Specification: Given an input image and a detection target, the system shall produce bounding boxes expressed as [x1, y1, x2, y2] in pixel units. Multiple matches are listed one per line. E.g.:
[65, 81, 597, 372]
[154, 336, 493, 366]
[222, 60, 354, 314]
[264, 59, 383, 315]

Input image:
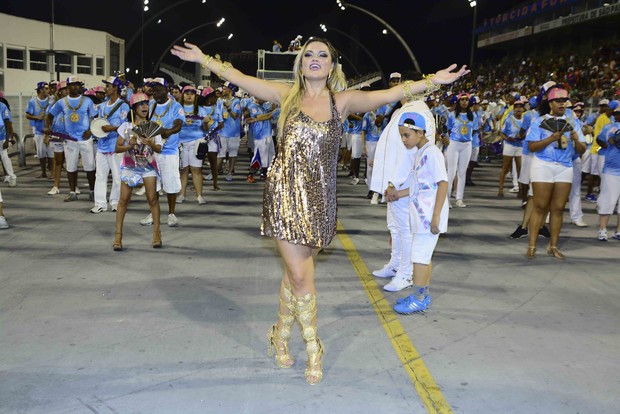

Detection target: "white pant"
[386, 197, 412, 280]
[470, 146, 479, 162]
[512, 158, 518, 188]
[597, 173, 620, 215]
[155, 152, 181, 194]
[34, 133, 52, 158]
[218, 136, 241, 158]
[446, 141, 472, 201]
[253, 137, 275, 168]
[366, 141, 378, 189]
[64, 140, 95, 172]
[180, 141, 204, 168]
[0, 148, 15, 178]
[351, 134, 363, 158]
[94, 152, 121, 209]
[569, 157, 584, 222]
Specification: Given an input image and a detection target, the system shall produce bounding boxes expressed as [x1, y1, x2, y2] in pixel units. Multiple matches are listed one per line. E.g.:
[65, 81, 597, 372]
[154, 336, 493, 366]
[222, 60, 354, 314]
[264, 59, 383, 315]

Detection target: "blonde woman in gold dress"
[172, 38, 469, 385]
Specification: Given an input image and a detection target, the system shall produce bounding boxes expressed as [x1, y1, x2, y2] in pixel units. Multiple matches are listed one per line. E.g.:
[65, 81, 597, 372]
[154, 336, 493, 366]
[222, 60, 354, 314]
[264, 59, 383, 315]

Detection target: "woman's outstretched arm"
[171, 42, 291, 104]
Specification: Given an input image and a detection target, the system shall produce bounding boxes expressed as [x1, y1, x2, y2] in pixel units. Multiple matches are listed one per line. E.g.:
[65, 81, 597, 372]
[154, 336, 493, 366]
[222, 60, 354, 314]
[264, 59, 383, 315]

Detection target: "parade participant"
[172, 37, 467, 386]
[45, 81, 68, 195]
[361, 109, 382, 201]
[217, 81, 242, 181]
[386, 112, 448, 315]
[171, 85, 182, 103]
[596, 128, 620, 241]
[0, 187, 8, 229]
[585, 99, 610, 202]
[178, 85, 210, 204]
[91, 76, 129, 213]
[199, 87, 224, 191]
[525, 87, 586, 259]
[567, 102, 588, 227]
[245, 96, 276, 183]
[0, 95, 16, 188]
[509, 94, 552, 240]
[114, 93, 163, 250]
[45, 75, 97, 202]
[25, 81, 52, 178]
[371, 97, 436, 293]
[465, 96, 482, 187]
[445, 92, 478, 208]
[346, 111, 364, 184]
[139, 78, 183, 227]
[498, 97, 526, 197]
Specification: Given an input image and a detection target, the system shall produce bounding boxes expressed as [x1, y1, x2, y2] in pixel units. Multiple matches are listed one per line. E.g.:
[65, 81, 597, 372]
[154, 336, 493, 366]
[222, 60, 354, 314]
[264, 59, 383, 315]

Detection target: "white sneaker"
[135, 186, 146, 196]
[572, 219, 588, 227]
[168, 213, 178, 227]
[509, 187, 519, 193]
[140, 213, 153, 226]
[90, 205, 107, 214]
[176, 195, 185, 204]
[47, 186, 60, 195]
[350, 177, 359, 185]
[455, 199, 467, 208]
[197, 195, 206, 205]
[597, 229, 608, 241]
[8, 176, 16, 187]
[110, 205, 117, 212]
[383, 277, 413, 292]
[370, 193, 379, 205]
[205, 173, 213, 181]
[372, 265, 397, 278]
[75, 188, 81, 195]
[0, 216, 9, 229]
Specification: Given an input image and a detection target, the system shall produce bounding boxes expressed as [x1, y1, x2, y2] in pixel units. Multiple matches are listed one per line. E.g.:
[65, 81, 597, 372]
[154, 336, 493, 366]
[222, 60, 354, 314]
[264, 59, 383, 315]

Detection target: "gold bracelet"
[423, 74, 440, 94]
[403, 80, 414, 101]
[218, 61, 232, 78]
[201, 54, 214, 69]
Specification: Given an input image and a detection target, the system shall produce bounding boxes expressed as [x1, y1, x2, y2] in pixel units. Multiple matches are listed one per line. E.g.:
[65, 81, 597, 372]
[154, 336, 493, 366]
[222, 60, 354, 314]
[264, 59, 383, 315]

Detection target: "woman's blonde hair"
[277, 37, 347, 134]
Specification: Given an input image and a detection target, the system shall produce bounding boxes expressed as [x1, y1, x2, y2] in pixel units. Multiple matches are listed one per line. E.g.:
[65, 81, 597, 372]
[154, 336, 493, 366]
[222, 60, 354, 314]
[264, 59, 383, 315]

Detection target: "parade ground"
[1, 157, 618, 414]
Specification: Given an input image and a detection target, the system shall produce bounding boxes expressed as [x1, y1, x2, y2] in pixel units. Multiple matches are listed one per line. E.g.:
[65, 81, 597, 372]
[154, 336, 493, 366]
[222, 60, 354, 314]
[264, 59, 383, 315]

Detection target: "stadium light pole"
[154, 18, 225, 72]
[468, 0, 478, 68]
[320, 24, 381, 84]
[336, 0, 421, 73]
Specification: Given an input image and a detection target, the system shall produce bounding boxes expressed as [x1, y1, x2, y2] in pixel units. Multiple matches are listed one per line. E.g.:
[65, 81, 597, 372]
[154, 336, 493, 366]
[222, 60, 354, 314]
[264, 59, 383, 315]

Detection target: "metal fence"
[4, 93, 37, 167]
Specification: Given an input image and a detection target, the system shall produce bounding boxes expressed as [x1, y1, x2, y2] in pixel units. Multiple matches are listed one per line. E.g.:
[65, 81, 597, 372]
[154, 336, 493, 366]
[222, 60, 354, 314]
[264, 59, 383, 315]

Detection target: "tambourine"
[90, 118, 111, 138]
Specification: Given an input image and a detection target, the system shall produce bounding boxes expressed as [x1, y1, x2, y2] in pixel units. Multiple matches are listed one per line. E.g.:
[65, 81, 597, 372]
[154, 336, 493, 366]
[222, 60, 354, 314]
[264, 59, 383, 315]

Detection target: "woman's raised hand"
[171, 42, 204, 63]
[433, 64, 470, 85]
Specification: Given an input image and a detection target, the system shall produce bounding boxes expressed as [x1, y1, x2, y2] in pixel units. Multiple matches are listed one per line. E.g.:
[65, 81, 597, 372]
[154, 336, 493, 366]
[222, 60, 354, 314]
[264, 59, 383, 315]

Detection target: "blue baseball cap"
[529, 97, 538, 108]
[36, 81, 49, 90]
[398, 112, 426, 132]
[608, 100, 620, 111]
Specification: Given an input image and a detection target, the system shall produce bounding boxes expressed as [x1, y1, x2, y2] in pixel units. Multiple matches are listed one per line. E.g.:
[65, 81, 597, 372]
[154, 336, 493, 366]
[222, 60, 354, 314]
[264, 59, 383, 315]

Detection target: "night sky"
[0, 0, 516, 82]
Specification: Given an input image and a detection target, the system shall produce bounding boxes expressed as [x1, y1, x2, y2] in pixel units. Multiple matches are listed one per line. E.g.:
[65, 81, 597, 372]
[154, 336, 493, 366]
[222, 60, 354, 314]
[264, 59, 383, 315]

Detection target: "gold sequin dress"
[261, 93, 342, 248]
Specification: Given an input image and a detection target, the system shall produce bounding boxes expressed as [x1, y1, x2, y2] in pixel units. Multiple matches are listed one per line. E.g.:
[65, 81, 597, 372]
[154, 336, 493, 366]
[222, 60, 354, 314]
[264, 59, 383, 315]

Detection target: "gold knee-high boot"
[267, 282, 295, 368]
[293, 293, 324, 385]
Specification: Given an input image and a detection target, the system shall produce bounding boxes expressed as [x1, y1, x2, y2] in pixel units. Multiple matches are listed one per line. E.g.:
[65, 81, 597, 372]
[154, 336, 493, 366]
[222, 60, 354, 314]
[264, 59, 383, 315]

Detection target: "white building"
[0, 12, 125, 95]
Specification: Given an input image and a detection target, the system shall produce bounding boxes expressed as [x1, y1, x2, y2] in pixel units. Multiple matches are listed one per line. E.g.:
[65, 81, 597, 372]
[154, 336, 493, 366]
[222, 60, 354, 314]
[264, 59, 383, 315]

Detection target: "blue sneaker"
[585, 193, 597, 203]
[393, 295, 430, 314]
[395, 295, 431, 308]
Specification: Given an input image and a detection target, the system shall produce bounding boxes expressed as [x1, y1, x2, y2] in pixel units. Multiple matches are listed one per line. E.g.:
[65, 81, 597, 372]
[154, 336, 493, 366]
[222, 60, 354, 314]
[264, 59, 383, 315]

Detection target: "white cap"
[389, 72, 402, 79]
[66, 75, 83, 84]
[541, 81, 556, 94]
[599, 99, 610, 106]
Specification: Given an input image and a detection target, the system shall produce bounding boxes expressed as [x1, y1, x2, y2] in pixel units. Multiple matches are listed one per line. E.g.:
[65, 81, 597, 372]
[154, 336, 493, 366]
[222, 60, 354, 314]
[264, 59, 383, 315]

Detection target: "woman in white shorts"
[178, 85, 210, 204]
[498, 97, 526, 197]
[113, 93, 163, 251]
[524, 88, 586, 259]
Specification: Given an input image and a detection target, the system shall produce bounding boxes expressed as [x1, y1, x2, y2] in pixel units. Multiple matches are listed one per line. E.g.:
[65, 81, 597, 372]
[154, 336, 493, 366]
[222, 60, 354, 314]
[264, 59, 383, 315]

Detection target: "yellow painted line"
[336, 221, 453, 414]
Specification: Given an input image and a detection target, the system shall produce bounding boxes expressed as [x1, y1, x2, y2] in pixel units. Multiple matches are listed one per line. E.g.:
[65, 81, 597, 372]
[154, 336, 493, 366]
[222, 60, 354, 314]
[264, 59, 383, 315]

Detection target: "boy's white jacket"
[370, 100, 436, 194]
